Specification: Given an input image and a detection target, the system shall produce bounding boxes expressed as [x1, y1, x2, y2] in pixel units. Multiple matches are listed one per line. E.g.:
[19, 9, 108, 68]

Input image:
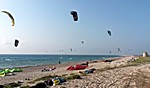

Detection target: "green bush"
[133, 57, 150, 63]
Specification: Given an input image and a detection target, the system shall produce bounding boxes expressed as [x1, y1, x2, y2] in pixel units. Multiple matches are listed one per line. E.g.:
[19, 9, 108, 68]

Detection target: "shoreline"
[0, 59, 90, 69]
[0, 59, 90, 85]
[0, 55, 122, 69]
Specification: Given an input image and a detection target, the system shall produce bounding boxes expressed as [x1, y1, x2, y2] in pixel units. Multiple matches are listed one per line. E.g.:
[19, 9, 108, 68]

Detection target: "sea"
[0, 54, 120, 68]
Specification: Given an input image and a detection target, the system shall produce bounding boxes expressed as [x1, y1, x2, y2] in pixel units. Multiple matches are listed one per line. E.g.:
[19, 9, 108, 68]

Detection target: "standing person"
[86, 61, 89, 66]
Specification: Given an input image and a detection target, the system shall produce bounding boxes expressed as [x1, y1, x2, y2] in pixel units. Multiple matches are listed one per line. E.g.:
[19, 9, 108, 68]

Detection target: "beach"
[0, 61, 80, 85]
[1, 56, 150, 88]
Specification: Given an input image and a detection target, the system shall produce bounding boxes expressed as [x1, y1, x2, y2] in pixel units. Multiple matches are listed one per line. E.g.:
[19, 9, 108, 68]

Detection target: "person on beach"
[86, 61, 89, 66]
[41, 66, 56, 72]
[52, 66, 56, 70]
[80, 61, 89, 66]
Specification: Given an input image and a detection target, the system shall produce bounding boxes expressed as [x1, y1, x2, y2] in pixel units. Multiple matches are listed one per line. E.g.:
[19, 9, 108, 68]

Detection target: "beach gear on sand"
[17, 80, 24, 84]
[6, 72, 16, 76]
[0, 68, 22, 77]
[41, 67, 56, 72]
[51, 77, 66, 86]
[104, 60, 113, 62]
[12, 68, 22, 72]
[99, 59, 114, 62]
[56, 77, 66, 83]
[67, 64, 88, 70]
[4, 69, 11, 73]
[80, 68, 96, 74]
[3, 68, 22, 73]
[53, 79, 60, 86]
[45, 77, 66, 86]
[84, 70, 90, 74]
[0, 72, 5, 77]
[25, 78, 30, 80]
[91, 68, 96, 71]
[84, 69, 94, 74]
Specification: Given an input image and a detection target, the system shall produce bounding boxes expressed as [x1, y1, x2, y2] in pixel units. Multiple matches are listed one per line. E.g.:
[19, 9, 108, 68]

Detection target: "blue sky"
[0, 0, 150, 55]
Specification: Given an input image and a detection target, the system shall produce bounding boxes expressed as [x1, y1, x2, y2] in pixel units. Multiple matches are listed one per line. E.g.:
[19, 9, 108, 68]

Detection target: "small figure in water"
[58, 61, 61, 64]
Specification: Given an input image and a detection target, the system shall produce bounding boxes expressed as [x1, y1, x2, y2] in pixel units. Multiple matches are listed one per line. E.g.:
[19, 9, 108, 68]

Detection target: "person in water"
[58, 61, 61, 64]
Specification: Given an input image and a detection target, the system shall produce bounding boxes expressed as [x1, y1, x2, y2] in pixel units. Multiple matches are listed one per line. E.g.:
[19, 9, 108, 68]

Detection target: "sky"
[0, 0, 150, 55]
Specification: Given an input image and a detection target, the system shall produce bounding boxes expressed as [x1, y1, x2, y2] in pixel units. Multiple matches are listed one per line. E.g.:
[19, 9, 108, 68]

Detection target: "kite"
[107, 30, 111, 36]
[70, 48, 73, 52]
[70, 11, 78, 21]
[14, 39, 19, 47]
[81, 41, 84, 45]
[2, 11, 15, 26]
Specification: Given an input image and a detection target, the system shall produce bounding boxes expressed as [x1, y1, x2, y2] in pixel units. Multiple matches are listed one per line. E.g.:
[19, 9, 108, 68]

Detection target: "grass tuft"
[64, 74, 81, 80]
[133, 57, 150, 63]
[30, 74, 62, 83]
[4, 83, 21, 88]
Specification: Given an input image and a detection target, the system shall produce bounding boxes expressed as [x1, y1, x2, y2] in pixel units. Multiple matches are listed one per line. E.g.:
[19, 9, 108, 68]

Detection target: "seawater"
[0, 54, 120, 68]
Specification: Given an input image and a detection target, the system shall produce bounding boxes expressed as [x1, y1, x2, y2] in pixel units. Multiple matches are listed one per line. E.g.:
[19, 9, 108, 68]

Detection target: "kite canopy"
[1, 11, 15, 26]
[109, 51, 112, 53]
[70, 11, 78, 21]
[81, 41, 84, 45]
[70, 48, 73, 52]
[117, 48, 121, 52]
[107, 30, 111, 36]
[14, 39, 19, 47]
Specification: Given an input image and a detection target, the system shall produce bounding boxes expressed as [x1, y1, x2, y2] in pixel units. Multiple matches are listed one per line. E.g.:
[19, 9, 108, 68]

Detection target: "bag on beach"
[53, 79, 60, 86]
[0, 72, 5, 77]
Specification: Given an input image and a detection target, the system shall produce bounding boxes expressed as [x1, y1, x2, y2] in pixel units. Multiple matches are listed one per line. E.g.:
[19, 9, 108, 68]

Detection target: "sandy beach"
[0, 61, 81, 85]
[1, 56, 150, 88]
